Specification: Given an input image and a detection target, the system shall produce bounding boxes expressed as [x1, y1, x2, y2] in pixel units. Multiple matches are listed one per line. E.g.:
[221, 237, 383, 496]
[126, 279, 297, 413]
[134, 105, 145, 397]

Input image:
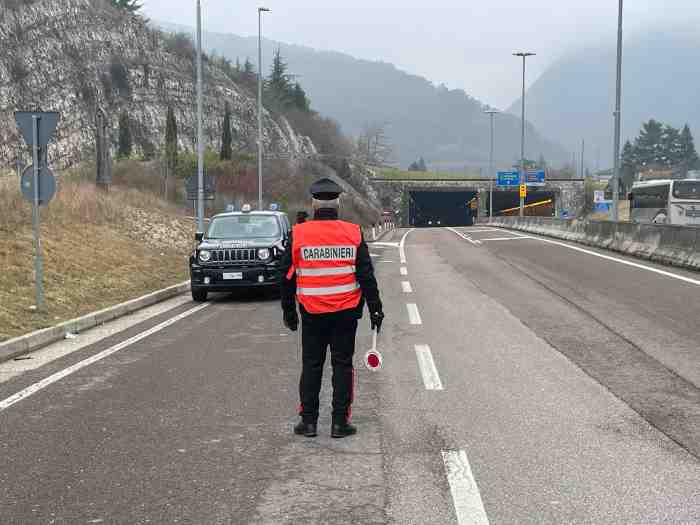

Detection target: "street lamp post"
[484, 109, 499, 222]
[258, 7, 270, 211]
[612, 0, 624, 222]
[195, 0, 204, 233]
[514, 52, 535, 218]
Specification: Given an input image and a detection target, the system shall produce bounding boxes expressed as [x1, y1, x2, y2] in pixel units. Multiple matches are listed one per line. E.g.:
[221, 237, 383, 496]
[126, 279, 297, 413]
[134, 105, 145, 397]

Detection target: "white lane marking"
[442, 450, 490, 525]
[0, 303, 211, 412]
[406, 303, 422, 325]
[414, 345, 443, 390]
[447, 227, 482, 245]
[400, 267, 408, 276]
[370, 253, 381, 258]
[503, 230, 700, 287]
[479, 236, 534, 242]
[399, 228, 415, 263]
[371, 242, 400, 248]
[380, 260, 395, 263]
[463, 228, 500, 233]
[401, 281, 413, 293]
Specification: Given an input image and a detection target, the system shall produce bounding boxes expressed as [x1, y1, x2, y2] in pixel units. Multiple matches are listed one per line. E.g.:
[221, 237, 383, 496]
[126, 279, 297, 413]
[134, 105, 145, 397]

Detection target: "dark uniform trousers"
[299, 315, 358, 424]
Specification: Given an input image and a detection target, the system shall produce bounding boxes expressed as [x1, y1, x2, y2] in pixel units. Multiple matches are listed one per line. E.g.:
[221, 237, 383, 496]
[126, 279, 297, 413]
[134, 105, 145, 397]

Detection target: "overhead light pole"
[484, 109, 499, 222]
[196, 0, 204, 233]
[612, 0, 624, 222]
[258, 7, 270, 211]
[514, 52, 535, 217]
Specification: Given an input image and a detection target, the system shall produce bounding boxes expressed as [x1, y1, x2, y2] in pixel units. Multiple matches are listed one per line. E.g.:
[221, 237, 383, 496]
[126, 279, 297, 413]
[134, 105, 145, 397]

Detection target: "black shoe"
[294, 420, 317, 438]
[331, 422, 357, 439]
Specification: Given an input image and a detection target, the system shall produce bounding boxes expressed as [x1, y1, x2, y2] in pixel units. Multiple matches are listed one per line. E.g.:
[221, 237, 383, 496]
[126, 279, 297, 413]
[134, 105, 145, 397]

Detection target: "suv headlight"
[199, 250, 211, 262]
[257, 248, 271, 261]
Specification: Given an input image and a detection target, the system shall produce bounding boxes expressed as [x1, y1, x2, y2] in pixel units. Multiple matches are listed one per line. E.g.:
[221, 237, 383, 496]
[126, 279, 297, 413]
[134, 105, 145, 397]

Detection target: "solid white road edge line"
[442, 450, 490, 525]
[401, 281, 413, 293]
[406, 303, 423, 325]
[399, 228, 414, 264]
[400, 267, 408, 276]
[506, 230, 700, 287]
[0, 303, 211, 412]
[414, 345, 443, 390]
[447, 227, 480, 245]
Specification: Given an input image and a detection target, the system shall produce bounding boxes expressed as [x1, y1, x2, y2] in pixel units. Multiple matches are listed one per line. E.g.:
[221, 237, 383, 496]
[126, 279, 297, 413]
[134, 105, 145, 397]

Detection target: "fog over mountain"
[508, 25, 700, 172]
[159, 22, 569, 171]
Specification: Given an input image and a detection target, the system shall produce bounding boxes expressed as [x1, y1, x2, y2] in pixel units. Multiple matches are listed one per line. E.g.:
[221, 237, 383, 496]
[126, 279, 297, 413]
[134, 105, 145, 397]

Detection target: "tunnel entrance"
[409, 190, 477, 227]
[488, 190, 556, 217]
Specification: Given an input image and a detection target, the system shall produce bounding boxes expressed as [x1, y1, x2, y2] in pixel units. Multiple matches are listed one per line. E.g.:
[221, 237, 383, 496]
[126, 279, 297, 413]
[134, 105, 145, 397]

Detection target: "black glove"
[283, 309, 299, 332]
[370, 310, 384, 334]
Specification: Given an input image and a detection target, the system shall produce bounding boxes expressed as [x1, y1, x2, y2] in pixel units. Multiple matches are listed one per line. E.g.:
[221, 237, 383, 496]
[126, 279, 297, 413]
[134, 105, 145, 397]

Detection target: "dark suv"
[189, 208, 291, 302]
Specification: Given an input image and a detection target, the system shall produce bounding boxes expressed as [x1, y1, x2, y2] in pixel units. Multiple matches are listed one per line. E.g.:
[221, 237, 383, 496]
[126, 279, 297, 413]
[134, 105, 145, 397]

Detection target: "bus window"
[672, 180, 700, 200]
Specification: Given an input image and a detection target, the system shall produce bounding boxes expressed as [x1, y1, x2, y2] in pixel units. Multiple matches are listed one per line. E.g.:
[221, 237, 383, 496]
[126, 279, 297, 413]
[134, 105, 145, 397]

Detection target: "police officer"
[281, 178, 384, 438]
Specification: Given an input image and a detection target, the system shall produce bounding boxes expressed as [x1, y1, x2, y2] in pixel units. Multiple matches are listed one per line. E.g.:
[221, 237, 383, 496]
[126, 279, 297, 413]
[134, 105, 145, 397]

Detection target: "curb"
[0, 281, 191, 365]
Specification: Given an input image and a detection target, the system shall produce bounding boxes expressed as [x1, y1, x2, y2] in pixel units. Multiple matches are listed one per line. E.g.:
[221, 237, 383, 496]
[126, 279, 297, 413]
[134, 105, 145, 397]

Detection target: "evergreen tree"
[417, 157, 427, 171]
[634, 119, 664, 166]
[661, 125, 682, 166]
[165, 106, 178, 169]
[620, 140, 637, 189]
[220, 102, 233, 160]
[110, 0, 142, 12]
[679, 124, 699, 170]
[117, 112, 132, 159]
[291, 83, 309, 111]
[243, 58, 256, 84]
[268, 48, 291, 95]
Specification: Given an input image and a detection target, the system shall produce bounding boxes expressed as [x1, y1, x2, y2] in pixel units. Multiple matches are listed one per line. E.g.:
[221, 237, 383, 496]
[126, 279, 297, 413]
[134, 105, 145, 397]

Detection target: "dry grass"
[0, 175, 195, 342]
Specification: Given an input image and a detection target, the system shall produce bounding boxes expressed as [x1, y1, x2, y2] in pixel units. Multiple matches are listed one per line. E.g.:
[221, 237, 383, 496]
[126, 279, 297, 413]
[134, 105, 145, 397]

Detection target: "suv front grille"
[210, 248, 258, 263]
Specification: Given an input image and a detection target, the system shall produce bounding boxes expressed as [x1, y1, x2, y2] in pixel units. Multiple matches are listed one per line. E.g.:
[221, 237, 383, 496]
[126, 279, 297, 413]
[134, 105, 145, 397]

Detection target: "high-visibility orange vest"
[287, 220, 362, 314]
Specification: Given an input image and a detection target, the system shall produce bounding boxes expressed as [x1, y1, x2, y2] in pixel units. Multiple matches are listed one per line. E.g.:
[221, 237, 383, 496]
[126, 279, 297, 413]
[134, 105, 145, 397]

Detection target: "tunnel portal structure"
[374, 177, 585, 227]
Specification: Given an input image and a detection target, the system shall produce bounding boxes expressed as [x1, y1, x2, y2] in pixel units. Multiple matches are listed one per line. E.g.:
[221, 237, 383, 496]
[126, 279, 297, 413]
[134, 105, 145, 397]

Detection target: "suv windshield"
[207, 215, 280, 239]
[673, 181, 700, 200]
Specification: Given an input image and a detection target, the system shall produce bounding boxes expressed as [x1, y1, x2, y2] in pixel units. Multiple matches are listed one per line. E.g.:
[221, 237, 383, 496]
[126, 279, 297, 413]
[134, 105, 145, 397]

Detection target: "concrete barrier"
[0, 281, 191, 364]
[489, 217, 700, 271]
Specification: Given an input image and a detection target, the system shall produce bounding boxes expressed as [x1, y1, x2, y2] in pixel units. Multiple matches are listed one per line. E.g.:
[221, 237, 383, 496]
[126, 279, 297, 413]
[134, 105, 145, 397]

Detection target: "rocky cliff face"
[0, 0, 316, 170]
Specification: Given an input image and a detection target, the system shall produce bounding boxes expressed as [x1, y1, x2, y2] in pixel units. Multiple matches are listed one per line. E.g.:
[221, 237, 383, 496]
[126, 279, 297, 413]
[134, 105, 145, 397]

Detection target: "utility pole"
[514, 52, 535, 217]
[258, 7, 270, 211]
[612, 0, 624, 221]
[196, 0, 204, 233]
[484, 109, 499, 222]
[581, 139, 585, 178]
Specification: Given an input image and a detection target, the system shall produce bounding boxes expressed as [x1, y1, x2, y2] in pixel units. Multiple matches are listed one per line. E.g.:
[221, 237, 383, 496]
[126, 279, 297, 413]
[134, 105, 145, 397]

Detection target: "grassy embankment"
[0, 167, 194, 343]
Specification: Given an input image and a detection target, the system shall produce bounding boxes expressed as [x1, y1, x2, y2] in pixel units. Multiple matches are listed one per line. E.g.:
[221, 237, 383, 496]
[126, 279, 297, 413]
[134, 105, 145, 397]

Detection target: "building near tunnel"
[374, 178, 585, 227]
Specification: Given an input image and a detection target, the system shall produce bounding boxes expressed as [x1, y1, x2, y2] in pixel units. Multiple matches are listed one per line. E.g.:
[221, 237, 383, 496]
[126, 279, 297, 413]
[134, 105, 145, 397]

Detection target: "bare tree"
[357, 123, 392, 166]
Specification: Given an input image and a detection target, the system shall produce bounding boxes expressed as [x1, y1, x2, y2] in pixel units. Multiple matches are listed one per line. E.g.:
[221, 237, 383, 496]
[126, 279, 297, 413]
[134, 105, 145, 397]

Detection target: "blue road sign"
[525, 170, 546, 186]
[497, 171, 520, 186]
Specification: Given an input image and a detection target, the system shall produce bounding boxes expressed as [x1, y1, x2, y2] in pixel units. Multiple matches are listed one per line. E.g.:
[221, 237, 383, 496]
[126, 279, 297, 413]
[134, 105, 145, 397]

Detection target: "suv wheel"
[192, 289, 208, 302]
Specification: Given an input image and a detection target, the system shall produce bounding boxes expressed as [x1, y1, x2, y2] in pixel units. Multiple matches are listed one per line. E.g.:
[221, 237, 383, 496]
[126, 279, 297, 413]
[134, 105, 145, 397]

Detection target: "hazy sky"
[143, 1, 700, 109]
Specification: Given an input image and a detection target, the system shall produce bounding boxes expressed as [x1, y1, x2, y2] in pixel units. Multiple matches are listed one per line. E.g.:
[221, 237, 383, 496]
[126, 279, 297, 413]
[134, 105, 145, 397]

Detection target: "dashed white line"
[401, 281, 413, 293]
[399, 228, 414, 263]
[406, 303, 422, 325]
[400, 267, 408, 276]
[0, 303, 211, 412]
[414, 345, 443, 390]
[442, 450, 490, 525]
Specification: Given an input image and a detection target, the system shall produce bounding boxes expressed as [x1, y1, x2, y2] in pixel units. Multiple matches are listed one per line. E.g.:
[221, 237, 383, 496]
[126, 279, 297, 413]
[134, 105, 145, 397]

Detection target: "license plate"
[223, 272, 243, 280]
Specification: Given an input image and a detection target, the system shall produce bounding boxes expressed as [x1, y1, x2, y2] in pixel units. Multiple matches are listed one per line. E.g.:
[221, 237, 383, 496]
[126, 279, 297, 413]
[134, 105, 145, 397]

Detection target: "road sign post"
[15, 111, 60, 312]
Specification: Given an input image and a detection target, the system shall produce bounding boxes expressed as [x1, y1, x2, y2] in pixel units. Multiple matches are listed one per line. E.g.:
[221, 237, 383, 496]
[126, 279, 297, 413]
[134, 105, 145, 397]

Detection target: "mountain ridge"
[159, 21, 569, 170]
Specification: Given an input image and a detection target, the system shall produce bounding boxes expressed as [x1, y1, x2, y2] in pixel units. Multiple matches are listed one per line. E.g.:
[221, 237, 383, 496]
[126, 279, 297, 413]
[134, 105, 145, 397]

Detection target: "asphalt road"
[1, 226, 699, 524]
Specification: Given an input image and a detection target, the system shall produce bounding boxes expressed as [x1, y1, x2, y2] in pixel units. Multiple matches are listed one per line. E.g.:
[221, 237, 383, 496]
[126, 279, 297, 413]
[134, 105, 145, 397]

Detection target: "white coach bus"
[629, 179, 700, 225]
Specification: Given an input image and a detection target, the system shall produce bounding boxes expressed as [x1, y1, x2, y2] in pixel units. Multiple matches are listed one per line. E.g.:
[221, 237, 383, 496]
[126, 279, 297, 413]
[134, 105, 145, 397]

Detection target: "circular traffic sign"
[21, 166, 56, 206]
